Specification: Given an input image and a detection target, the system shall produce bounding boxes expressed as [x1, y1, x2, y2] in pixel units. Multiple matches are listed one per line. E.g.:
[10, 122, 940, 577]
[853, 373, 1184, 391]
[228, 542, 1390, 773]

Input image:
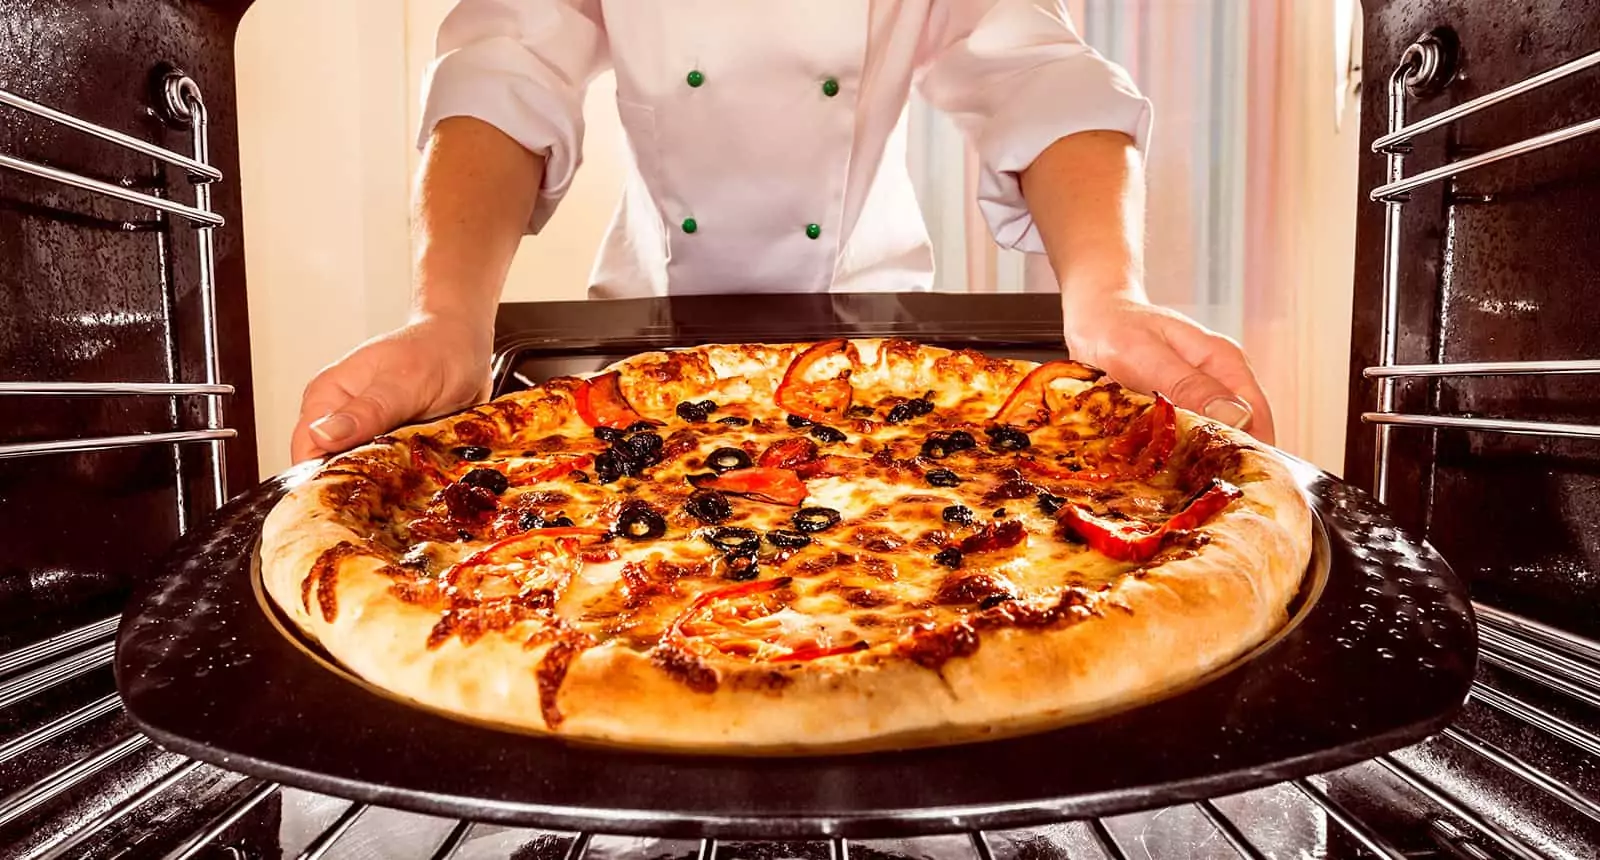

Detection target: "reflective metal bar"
[1443, 726, 1600, 825]
[0, 642, 114, 711]
[0, 429, 236, 460]
[1195, 801, 1268, 860]
[1373, 49, 1600, 151]
[829, 838, 849, 860]
[0, 733, 151, 828]
[1292, 779, 1407, 860]
[427, 821, 474, 860]
[1371, 114, 1600, 201]
[30, 758, 206, 860]
[1087, 819, 1129, 860]
[968, 832, 997, 860]
[563, 833, 594, 860]
[0, 615, 117, 678]
[1476, 602, 1600, 667]
[0, 382, 233, 396]
[1365, 359, 1600, 379]
[1472, 683, 1600, 760]
[160, 781, 281, 860]
[0, 88, 222, 181]
[1480, 648, 1600, 710]
[1479, 626, 1600, 693]
[1362, 412, 1600, 439]
[694, 838, 717, 860]
[0, 153, 224, 226]
[1376, 756, 1545, 860]
[296, 802, 368, 860]
[1373, 58, 1415, 504]
[180, 84, 229, 510]
[0, 694, 121, 766]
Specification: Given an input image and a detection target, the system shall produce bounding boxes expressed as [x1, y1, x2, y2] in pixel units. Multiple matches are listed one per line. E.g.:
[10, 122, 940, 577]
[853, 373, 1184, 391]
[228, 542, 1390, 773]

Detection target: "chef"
[290, 0, 1276, 463]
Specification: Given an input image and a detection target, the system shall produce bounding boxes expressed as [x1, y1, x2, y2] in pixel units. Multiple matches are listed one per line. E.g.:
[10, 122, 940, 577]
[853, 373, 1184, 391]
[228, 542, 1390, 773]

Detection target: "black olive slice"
[766, 529, 813, 549]
[615, 503, 668, 541]
[908, 396, 936, 416]
[926, 469, 962, 488]
[685, 488, 733, 524]
[846, 405, 876, 419]
[594, 450, 625, 484]
[993, 508, 1008, 519]
[675, 400, 717, 422]
[622, 432, 664, 465]
[987, 425, 1032, 451]
[625, 421, 658, 434]
[519, 511, 577, 531]
[885, 403, 914, 425]
[708, 526, 761, 554]
[942, 505, 975, 526]
[921, 430, 977, 460]
[786, 414, 813, 428]
[1036, 492, 1066, 515]
[459, 468, 509, 495]
[548, 514, 576, 528]
[979, 593, 1012, 609]
[452, 445, 491, 461]
[717, 416, 750, 427]
[706, 447, 753, 473]
[570, 470, 591, 484]
[934, 547, 964, 569]
[792, 506, 842, 533]
[810, 425, 847, 444]
[594, 426, 625, 444]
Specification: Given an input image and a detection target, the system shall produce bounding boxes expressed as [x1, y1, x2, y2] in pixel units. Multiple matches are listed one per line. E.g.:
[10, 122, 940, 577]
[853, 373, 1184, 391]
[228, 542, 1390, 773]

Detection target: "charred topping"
[716, 416, 750, 427]
[993, 508, 1008, 519]
[758, 437, 819, 470]
[707, 447, 753, 473]
[901, 621, 980, 670]
[675, 400, 718, 422]
[570, 470, 591, 483]
[980, 594, 1014, 609]
[519, 510, 576, 531]
[959, 520, 1027, 554]
[792, 506, 842, 533]
[459, 468, 509, 495]
[441, 481, 498, 522]
[846, 405, 876, 419]
[809, 424, 847, 444]
[936, 573, 1015, 606]
[452, 445, 491, 461]
[786, 414, 813, 428]
[1037, 492, 1067, 516]
[685, 488, 733, 524]
[724, 554, 760, 581]
[766, 528, 813, 549]
[615, 500, 668, 541]
[621, 431, 663, 462]
[942, 504, 975, 526]
[593, 426, 624, 444]
[625, 421, 658, 434]
[987, 425, 1031, 451]
[921, 430, 977, 459]
[707, 526, 761, 555]
[933, 547, 964, 569]
[925, 469, 962, 488]
[885, 403, 915, 425]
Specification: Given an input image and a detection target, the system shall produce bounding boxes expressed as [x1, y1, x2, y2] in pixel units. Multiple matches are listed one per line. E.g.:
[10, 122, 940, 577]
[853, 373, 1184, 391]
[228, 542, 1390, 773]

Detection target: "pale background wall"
[236, 0, 1361, 478]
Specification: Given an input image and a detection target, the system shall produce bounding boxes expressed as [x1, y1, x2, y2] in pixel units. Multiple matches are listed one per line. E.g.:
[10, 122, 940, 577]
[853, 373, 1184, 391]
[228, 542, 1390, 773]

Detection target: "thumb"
[1127, 343, 1255, 432]
[304, 378, 414, 457]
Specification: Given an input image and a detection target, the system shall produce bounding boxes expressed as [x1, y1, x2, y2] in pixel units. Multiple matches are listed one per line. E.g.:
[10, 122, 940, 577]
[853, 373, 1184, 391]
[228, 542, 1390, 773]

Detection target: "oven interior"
[6, 1, 1600, 858]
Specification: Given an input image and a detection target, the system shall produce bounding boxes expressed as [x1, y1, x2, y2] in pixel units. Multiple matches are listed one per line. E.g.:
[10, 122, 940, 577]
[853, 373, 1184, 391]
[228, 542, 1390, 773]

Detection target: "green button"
[821, 78, 840, 98]
[686, 69, 705, 88]
[805, 223, 821, 240]
[681, 217, 698, 234]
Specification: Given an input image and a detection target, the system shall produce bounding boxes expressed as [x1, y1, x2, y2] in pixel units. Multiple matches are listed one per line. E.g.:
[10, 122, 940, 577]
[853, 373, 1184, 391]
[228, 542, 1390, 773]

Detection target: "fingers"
[1161, 324, 1277, 445]
[304, 376, 415, 460]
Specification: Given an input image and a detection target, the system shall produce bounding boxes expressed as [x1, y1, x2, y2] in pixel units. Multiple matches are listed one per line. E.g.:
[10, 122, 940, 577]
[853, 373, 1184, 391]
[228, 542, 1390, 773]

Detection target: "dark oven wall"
[1349, 1, 1600, 637]
[0, 0, 257, 624]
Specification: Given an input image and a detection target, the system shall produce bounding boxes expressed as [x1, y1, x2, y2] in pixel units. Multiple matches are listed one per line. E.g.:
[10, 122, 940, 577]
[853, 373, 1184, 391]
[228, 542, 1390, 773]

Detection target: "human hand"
[290, 314, 493, 463]
[1062, 294, 1276, 445]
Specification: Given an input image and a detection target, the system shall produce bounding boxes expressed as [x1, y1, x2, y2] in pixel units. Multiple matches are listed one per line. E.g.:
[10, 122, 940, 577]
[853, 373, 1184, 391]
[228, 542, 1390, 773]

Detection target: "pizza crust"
[259, 341, 1313, 753]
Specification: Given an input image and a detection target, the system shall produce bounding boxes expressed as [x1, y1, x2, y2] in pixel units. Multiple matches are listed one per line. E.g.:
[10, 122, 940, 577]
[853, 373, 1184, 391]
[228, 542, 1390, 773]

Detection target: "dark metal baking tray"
[115, 452, 1476, 839]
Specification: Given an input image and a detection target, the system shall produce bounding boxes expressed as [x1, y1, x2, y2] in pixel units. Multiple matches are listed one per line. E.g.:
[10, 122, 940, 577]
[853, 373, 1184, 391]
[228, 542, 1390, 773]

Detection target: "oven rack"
[1365, 37, 1600, 502]
[0, 78, 233, 521]
[1, 604, 1597, 858]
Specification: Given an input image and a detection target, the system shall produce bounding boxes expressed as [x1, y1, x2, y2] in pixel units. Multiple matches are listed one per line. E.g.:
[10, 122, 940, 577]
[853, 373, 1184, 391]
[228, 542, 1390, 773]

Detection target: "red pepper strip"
[1018, 458, 1121, 483]
[575, 371, 658, 429]
[689, 467, 809, 506]
[411, 444, 452, 486]
[1108, 394, 1178, 470]
[1057, 480, 1243, 562]
[442, 528, 602, 585]
[992, 360, 1104, 428]
[522, 453, 596, 483]
[772, 640, 869, 663]
[665, 576, 795, 641]
[793, 454, 868, 479]
[758, 437, 819, 470]
[775, 339, 855, 424]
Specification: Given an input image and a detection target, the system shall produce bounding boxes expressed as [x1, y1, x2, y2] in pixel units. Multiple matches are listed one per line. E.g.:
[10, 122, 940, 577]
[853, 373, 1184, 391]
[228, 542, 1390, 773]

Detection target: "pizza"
[260, 339, 1312, 753]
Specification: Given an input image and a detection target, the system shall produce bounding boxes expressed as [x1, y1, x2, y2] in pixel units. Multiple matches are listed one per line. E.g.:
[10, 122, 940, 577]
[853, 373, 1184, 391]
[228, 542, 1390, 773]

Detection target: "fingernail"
[309, 413, 357, 445]
[1203, 397, 1252, 429]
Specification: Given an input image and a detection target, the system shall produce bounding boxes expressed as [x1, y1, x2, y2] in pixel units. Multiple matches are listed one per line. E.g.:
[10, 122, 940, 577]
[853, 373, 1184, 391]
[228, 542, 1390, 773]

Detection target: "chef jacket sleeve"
[417, 0, 610, 233]
[915, 0, 1152, 253]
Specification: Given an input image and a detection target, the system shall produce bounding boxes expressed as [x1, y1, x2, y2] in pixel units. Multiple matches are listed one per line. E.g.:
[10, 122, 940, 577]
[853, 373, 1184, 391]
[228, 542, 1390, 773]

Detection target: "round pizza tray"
[115, 454, 1476, 839]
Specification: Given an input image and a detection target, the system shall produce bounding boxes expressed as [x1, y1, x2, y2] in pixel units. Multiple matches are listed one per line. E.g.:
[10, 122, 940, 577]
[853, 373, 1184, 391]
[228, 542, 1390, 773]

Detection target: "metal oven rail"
[0, 75, 233, 527]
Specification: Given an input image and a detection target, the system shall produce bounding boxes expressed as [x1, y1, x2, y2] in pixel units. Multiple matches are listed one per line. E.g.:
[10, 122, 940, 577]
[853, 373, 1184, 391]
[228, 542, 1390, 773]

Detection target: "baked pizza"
[260, 339, 1312, 753]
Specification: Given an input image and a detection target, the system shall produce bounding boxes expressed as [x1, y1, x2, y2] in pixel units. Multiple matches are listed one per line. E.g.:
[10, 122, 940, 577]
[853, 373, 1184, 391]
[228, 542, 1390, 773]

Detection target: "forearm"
[1018, 130, 1146, 309]
[411, 116, 545, 330]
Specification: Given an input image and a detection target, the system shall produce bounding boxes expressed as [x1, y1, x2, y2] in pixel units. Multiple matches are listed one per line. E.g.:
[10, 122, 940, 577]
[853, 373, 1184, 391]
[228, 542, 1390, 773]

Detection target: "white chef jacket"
[418, 0, 1151, 298]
